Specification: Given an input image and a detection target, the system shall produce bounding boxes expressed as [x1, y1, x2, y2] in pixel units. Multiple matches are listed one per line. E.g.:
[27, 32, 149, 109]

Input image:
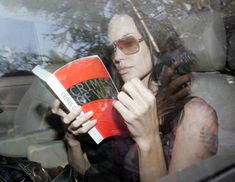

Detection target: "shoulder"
[179, 97, 218, 138]
[183, 97, 217, 122]
[179, 97, 218, 156]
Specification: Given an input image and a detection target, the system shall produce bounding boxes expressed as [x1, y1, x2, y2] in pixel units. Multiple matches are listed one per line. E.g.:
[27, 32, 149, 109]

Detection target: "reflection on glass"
[0, 0, 234, 75]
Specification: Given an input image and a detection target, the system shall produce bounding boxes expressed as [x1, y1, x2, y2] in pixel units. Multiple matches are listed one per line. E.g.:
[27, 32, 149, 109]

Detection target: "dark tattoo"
[199, 126, 218, 154]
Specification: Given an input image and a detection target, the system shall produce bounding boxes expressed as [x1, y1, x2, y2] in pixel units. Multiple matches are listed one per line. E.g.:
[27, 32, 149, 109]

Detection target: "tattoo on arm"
[199, 125, 218, 155]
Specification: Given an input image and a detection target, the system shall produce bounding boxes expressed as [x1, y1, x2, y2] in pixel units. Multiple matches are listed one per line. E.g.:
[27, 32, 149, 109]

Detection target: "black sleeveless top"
[79, 111, 183, 181]
[80, 136, 139, 182]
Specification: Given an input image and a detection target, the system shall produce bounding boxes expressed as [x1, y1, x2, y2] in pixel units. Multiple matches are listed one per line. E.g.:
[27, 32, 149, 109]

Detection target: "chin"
[121, 74, 139, 83]
[121, 75, 132, 82]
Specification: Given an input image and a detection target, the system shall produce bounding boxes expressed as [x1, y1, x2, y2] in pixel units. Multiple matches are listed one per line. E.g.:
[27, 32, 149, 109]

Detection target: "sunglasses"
[111, 35, 144, 55]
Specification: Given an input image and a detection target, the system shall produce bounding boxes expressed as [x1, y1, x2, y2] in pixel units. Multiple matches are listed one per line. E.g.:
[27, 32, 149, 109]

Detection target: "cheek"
[138, 43, 152, 65]
[138, 50, 152, 69]
[143, 47, 152, 64]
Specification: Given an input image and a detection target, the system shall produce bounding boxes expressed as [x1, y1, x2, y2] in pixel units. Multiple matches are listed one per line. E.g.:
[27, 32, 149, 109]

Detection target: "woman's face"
[108, 14, 152, 82]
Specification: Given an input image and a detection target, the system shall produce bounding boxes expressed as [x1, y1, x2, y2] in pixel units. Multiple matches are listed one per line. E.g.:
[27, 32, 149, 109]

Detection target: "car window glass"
[0, 0, 234, 75]
[0, 0, 235, 181]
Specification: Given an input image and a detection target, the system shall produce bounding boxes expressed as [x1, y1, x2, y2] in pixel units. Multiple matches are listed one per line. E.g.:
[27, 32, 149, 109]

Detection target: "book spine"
[47, 75, 104, 144]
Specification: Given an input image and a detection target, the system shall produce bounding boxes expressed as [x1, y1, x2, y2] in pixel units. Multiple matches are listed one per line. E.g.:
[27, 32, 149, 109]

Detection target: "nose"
[113, 48, 126, 64]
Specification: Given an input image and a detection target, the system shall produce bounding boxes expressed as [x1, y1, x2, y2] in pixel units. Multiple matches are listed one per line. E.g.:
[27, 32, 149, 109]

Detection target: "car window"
[0, 0, 234, 76]
[0, 0, 112, 76]
[0, 0, 235, 181]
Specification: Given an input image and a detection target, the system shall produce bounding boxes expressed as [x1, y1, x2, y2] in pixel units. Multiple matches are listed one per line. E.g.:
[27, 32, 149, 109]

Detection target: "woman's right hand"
[51, 99, 97, 146]
[51, 99, 96, 174]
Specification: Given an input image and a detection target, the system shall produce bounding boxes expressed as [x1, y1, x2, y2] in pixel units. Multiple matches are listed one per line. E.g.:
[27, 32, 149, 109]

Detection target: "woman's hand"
[156, 61, 191, 124]
[51, 99, 96, 174]
[113, 78, 158, 150]
[51, 99, 97, 146]
[112, 79, 167, 180]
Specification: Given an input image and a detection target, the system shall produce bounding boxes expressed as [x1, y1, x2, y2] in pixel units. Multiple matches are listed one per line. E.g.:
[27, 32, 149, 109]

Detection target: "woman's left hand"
[156, 61, 191, 124]
[113, 78, 159, 150]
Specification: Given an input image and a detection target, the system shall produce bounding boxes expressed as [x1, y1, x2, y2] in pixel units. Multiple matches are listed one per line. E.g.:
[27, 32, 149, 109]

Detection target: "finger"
[160, 105, 176, 117]
[70, 111, 94, 129]
[161, 65, 173, 86]
[71, 119, 97, 135]
[117, 91, 138, 112]
[63, 107, 82, 124]
[122, 80, 147, 105]
[161, 61, 183, 86]
[56, 108, 67, 118]
[170, 73, 191, 93]
[129, 78, 155, 104]
[170, 60, 183, 70]
[112, 100, 135, 124]
[174, 85, 191, 101]
[51, 99, 60, 113]
[51, 99, 67, 117]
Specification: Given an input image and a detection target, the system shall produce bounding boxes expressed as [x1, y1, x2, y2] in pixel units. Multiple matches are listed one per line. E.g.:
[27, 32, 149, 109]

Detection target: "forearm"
[137, 134, 167, 182]
[67, 140, 91, 175]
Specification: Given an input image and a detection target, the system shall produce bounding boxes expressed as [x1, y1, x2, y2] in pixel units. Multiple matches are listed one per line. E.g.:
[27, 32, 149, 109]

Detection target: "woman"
[52, 14, 218, 182]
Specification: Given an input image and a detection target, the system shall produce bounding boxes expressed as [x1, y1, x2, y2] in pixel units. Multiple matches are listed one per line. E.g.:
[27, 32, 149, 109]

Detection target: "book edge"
[32, 65, 104, 144]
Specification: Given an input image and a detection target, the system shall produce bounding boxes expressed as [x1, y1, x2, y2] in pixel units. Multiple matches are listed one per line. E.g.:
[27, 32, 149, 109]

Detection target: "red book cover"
[32, 55, 129, 144]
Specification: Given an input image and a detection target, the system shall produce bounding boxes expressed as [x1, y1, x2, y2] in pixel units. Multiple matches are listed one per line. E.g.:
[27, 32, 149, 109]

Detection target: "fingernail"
[87, 111, 94, 116]
[92, 119, 97, 124]
[112, 100, 117, 106]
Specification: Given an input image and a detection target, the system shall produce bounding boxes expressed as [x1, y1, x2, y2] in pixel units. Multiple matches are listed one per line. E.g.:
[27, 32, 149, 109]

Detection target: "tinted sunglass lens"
[117, 36, 139, 55]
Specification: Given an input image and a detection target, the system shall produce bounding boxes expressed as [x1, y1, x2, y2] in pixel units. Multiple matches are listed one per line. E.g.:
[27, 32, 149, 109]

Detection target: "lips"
[118, 66, 133, 75]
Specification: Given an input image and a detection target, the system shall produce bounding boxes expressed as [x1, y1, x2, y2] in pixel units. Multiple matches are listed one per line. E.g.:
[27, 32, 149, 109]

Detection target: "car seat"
[0, 77, 67, 168]
[170, 11, 235, 154]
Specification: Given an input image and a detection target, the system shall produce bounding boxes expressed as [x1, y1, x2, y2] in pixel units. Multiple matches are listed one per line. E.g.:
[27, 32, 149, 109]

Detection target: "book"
[32, 55, 129, 144]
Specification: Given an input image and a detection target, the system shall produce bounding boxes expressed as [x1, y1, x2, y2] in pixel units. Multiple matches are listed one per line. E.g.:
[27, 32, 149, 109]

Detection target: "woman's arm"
[65, 133, 90, 175]
[137, 133, 166, 181]
[169, 97, 218, 173]
[113, 62, 192, 181]
[113, 78, 167, 181]
[51, 99, 96, 175]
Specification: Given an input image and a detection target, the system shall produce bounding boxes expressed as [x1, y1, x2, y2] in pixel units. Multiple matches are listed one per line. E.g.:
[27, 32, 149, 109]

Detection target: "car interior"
[0, 0, 235, 181]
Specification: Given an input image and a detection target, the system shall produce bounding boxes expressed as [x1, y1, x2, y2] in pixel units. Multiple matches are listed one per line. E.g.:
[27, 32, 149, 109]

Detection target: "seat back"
[191, 73, 235, 153]
[171, 11, 235, 154]
[0, 75, 66, 166]
[13, 78, 55, 134]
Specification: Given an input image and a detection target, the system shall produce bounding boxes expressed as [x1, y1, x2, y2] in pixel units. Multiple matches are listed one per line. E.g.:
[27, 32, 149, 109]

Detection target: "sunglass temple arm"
[128, 0, 160, 54]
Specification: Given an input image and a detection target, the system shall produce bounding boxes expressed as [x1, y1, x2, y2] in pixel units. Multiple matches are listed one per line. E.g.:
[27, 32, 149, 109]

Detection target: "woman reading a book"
[52, 14, 218, 181]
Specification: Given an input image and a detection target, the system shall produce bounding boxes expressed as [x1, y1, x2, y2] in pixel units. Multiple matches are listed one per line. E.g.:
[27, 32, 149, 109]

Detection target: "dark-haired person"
[52, 14, 218, 182]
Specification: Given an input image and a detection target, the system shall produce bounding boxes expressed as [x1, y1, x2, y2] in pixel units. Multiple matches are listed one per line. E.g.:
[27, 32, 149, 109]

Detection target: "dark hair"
[103, 13, 197, 134]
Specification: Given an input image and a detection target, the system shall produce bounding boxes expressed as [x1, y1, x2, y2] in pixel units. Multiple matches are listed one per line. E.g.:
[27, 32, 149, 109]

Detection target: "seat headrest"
[170, 12, 227, 72]
[191, 72, 235, 154]
[228, 32, 235, 69]
[13, 78, 56, 135]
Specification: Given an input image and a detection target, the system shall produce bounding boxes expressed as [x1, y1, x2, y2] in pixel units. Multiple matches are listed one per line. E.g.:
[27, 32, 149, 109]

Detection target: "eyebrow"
[113, 33, 136, 42]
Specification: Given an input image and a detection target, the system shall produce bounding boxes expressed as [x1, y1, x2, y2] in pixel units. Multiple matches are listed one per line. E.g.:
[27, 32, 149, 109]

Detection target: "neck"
[141, 72, 151, 88]
[141, 55, 158, 87]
